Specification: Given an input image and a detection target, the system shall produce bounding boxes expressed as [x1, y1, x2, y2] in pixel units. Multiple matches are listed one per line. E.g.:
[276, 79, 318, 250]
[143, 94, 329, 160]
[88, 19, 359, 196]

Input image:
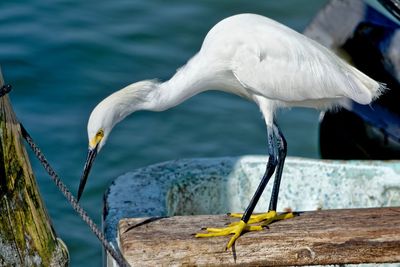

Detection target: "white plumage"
[86, 14, 383, 152]
[78, 14, 385, 247]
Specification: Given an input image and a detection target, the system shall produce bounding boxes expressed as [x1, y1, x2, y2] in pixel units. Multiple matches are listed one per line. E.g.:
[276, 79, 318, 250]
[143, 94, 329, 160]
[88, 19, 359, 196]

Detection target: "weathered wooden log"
[0, 70, 69, 266]
[119, 207, 400, 266]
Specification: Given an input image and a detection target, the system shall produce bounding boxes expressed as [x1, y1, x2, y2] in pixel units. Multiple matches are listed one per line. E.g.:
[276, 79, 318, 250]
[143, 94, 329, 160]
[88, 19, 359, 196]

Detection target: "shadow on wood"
[119, 207, 400, 266]
[0, 69, 69, 266]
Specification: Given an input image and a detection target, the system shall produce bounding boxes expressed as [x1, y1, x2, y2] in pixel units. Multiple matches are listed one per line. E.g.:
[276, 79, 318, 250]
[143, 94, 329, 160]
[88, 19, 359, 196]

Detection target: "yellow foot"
[195, 211, 294, 249]
[195, 220, 262, 249]
[229, 210, 294, 225]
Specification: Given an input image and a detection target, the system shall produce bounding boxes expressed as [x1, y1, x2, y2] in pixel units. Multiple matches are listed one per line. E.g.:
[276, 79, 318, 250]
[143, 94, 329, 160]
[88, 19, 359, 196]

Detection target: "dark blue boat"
[305, 0, 400, 159]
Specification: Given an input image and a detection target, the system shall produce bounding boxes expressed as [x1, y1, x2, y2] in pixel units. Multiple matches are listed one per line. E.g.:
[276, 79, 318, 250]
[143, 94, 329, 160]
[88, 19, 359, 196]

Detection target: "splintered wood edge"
[118, 207, 400, 266]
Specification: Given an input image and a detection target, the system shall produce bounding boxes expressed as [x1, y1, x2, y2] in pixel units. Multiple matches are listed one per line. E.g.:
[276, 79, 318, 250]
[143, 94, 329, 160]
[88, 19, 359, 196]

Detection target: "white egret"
[78, 14, 385, 249]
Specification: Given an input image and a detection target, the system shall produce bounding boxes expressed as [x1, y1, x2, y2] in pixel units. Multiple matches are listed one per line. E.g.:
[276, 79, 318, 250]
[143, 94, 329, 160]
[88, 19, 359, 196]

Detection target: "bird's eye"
[89, 129, 104, 148]
[96, 129, 104, 138]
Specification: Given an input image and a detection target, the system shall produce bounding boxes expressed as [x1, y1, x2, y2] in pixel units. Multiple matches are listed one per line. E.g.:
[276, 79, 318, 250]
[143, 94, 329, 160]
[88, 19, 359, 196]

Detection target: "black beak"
[77, 146, 98, 201]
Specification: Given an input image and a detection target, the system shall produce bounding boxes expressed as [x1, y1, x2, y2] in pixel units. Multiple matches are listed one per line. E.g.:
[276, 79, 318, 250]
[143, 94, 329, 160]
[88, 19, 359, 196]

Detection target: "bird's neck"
[116, 53, 226, 121]
[145, 54, 215, 112]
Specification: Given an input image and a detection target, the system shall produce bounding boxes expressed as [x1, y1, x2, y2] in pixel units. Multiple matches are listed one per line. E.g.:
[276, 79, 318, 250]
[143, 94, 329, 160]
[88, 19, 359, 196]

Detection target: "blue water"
[0, 1, 327, 266]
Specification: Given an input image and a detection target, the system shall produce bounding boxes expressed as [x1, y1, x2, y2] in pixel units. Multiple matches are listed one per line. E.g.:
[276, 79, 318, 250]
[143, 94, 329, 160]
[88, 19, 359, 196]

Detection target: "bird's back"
[199, 14, 384, 108]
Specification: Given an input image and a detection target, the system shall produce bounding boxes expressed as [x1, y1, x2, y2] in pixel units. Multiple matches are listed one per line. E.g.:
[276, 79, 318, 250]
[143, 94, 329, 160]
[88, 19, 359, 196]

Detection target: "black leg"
[268, 125, 287, 211]
[241, 126, 278, 223]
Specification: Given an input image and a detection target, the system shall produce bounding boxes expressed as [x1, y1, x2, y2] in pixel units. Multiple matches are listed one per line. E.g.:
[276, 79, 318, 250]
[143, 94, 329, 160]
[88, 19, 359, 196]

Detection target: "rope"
[1, 84, 130, 267]
[0, 84, 12, 97]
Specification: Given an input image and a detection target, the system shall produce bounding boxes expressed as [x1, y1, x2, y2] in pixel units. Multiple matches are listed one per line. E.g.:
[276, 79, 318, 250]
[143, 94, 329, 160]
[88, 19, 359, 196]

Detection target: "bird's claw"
[196, 211, 295, 249]
[196, 220, 262, 249]
[229, 210, 294, 225]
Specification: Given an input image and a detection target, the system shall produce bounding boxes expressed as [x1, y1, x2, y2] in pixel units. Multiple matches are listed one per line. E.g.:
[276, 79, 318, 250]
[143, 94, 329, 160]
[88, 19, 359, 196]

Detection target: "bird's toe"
[195, 220, 262, 249]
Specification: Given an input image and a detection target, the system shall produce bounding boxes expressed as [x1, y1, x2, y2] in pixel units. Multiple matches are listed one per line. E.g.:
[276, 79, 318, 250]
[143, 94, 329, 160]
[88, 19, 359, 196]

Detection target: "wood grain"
[119, 207, 400, 266]
[0, 70, 69, 266]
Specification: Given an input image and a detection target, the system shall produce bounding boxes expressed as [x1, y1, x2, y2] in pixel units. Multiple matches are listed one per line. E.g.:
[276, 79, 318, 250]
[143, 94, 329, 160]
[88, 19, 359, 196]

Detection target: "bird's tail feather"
[343, 66, 387, 105]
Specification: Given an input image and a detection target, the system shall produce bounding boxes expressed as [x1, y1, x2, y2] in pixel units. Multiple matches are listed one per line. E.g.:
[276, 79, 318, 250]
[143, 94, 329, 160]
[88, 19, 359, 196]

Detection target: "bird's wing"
[230, 38, 376, 105]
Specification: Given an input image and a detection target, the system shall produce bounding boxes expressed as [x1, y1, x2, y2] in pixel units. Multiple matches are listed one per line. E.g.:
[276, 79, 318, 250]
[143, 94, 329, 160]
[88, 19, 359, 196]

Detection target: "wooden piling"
[0, 69, 69, 266]
[119, 207, 400, 266]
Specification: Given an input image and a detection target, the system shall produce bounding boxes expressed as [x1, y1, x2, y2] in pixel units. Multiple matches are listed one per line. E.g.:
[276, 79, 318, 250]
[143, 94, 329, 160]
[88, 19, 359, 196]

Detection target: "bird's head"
[77, 80, 160, 201]
[77, 100, 116, 201]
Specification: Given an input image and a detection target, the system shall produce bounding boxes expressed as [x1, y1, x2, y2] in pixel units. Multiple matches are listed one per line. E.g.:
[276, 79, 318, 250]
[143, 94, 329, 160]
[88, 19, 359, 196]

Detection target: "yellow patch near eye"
[89, 129, 104, 148]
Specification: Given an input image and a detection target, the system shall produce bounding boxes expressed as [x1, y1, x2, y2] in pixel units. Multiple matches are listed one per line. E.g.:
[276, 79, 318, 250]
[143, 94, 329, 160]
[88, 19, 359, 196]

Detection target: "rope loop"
[0, 84, 12, 97]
